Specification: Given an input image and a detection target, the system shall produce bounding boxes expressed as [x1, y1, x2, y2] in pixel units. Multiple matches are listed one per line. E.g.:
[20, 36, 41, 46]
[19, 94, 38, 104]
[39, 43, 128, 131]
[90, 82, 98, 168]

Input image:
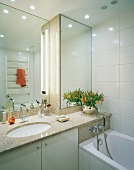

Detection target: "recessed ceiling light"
[10, 0, 15, 2]
[101, 5, 108, 10]
[30, 5, 35, 10]
[26, 48, 29, 51]
[0, 35, 4, 38]
[92, 34, 97, 37]
[22, 16, 26, 20]
[3, 9, 9, 14]
[109, 27, 114, 31]
[84, 15, 89, 19]
[68, 24, 72, 28]
[111, 0, 118, 5]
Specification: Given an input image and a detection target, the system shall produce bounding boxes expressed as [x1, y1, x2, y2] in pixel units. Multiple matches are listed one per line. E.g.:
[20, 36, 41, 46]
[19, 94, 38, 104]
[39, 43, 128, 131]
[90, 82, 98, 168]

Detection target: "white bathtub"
[79, 130, 134, 170]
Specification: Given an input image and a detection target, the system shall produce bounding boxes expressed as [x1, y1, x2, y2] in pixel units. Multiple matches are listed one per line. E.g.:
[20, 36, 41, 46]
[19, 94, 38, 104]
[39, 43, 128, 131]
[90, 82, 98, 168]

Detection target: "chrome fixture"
[111, 0, 118, 5]
[19, 104, 29, 123]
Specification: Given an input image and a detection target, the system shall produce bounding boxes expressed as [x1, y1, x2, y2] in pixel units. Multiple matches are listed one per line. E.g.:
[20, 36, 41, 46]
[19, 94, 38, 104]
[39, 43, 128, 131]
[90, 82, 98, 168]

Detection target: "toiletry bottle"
[2, 112, 6, 124]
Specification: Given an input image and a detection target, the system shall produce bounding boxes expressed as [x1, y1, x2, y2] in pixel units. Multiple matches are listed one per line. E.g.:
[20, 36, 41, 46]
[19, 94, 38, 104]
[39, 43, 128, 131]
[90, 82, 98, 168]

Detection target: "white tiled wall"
[0, 48, 35, 107]
[92, 8, 134, 137]
[61, 30, 92, 107]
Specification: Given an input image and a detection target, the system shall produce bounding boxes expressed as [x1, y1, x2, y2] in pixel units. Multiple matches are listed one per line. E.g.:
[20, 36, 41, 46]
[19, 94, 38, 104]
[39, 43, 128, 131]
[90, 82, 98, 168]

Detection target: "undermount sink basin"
[7, 122, 51, 138]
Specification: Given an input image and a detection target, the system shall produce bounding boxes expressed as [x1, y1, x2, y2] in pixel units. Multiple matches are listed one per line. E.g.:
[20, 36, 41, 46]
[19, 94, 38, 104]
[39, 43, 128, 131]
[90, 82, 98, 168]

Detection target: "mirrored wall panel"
[0, 3, 48, 110]
[60, 15, 92, 108]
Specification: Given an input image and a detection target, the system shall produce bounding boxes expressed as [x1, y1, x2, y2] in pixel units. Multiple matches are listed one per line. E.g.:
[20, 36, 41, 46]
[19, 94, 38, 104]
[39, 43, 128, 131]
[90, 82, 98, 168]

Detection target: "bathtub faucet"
[89, 125, 99, 133]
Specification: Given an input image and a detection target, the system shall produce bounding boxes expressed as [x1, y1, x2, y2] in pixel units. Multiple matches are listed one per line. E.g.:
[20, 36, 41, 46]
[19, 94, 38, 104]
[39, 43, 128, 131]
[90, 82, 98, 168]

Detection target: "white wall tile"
[121, 116, 134, 137]
[120, 82, 134, 100]
[92, 53, 101, 67]
[101, 49, 119, 66]
[120, 27, 134, 47]
[92, 24, 101, 39]
[120, 64, 134, 81]
[92, 38, 100, 53]
[92, 82, 101, 93]
[110, 114, 121, 131]
[62, 70, 73, 81]
[100, 97, 119, 114]
[101, 16, 119, 36]
[72, 69, 84, 81]
[120, 99, 134, 118]
[101, 32, 119, 51]
[101, 82, 119, 98]
[120, 45, 134, 64]
[84, 41, 92, 55]
[84, 55, 91, 68]
[92, 67, 101, 82]
[120, 8, 134, 30]
[101, 65, 119, 81]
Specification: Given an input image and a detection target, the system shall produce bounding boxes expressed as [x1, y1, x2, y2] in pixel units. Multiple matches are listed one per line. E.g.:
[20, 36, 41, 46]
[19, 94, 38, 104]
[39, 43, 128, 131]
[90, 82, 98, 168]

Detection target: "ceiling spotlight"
[85, 15, 89, 19]
[109, 27, 114, 31]
[3, 9, 9, 14]
[10, 0, 15, 1]
[30, 5, 35, 10]
[101, 5, 108, 10]
[68, 24, 72, 28]
[111, 0, 118, 5]
[26, 48, 29, 51]
[92, 34, 97, 37]
[22, 16, 26, 20]
[0, 35, 4, 38]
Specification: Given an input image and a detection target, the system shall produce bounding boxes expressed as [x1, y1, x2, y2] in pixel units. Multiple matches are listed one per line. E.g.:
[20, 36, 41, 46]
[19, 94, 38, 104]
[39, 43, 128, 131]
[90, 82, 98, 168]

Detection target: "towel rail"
[6, 55, 29, 95]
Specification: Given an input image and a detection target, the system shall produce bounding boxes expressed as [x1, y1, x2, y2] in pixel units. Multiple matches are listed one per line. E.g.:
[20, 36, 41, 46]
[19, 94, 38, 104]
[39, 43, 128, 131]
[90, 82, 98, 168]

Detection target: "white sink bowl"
[7, 122, 51, 138]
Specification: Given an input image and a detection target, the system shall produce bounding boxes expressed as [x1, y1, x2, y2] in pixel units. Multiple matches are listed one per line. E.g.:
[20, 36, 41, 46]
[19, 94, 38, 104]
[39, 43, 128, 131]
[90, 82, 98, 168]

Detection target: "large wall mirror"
[60, 15, 92, 108]
[0, 3, 48, 110]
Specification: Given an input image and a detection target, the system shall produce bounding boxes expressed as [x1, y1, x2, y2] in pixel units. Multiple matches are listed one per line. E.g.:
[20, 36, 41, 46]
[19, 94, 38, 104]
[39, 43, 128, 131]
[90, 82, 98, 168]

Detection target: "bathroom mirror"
[0, 3, 48, 110]
[60, 15, 92, 108]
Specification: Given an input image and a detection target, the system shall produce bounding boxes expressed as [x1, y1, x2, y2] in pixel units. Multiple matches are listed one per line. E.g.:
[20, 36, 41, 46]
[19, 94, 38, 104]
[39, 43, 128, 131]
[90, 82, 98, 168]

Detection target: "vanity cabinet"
[0, 141, 41, 170]
[42, 128, 78, 170]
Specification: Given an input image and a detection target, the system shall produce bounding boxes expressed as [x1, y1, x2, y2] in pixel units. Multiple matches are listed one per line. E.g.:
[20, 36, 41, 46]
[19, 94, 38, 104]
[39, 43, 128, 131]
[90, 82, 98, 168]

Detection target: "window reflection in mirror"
[60, 15, 92, 108]
[0, 3, 48, 111]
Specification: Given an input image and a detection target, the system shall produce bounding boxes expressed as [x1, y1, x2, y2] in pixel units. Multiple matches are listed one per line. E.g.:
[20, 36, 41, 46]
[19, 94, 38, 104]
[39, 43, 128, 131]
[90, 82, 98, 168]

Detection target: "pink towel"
[16, 68, 26, 87]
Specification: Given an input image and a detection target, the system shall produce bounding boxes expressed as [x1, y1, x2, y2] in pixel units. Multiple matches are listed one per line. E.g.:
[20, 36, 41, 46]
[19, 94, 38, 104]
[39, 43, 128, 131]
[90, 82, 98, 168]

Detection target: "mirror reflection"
[60, 15, 92, 108]
[0, 3, 48, 111]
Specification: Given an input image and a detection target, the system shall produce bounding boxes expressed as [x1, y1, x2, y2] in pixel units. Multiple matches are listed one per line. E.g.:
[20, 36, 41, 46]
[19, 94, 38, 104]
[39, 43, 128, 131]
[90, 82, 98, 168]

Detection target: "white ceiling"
[1, 0, 134, 26]
[1, 0, 134, 52]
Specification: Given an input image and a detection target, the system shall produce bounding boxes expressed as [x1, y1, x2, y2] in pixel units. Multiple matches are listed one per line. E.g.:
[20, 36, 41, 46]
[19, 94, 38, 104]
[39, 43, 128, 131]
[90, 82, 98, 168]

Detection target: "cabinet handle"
[37, 146, 40, 149]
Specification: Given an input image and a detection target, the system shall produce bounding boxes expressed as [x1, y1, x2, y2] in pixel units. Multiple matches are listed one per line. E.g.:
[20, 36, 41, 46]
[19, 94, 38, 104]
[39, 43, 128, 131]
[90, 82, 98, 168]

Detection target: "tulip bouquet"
[63, 89, 104, 112]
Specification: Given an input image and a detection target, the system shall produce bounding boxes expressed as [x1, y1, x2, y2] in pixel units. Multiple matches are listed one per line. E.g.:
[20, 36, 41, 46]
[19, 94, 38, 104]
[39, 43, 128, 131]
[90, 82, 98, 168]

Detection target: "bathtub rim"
[79, 130, 128, 170]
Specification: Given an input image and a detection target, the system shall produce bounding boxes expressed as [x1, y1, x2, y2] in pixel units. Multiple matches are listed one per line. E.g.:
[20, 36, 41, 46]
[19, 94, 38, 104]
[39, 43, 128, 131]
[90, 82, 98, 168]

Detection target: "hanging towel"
[16, 68, 26, 87]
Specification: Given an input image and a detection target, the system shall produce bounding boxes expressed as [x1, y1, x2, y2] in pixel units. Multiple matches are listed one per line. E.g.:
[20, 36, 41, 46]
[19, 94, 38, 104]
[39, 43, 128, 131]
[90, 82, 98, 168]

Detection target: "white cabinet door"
[42, 128, 78, 170]
[0, 141, 41, 170]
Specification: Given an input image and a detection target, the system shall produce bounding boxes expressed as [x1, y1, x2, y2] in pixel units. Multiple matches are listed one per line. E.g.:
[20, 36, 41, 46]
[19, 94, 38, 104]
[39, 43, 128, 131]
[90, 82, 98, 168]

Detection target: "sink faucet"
[20, 104, 29, 123]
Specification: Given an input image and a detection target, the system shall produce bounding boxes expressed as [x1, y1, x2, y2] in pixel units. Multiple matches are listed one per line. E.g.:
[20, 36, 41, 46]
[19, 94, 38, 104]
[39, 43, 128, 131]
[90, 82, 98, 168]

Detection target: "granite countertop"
[0, 111, 110, 154]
